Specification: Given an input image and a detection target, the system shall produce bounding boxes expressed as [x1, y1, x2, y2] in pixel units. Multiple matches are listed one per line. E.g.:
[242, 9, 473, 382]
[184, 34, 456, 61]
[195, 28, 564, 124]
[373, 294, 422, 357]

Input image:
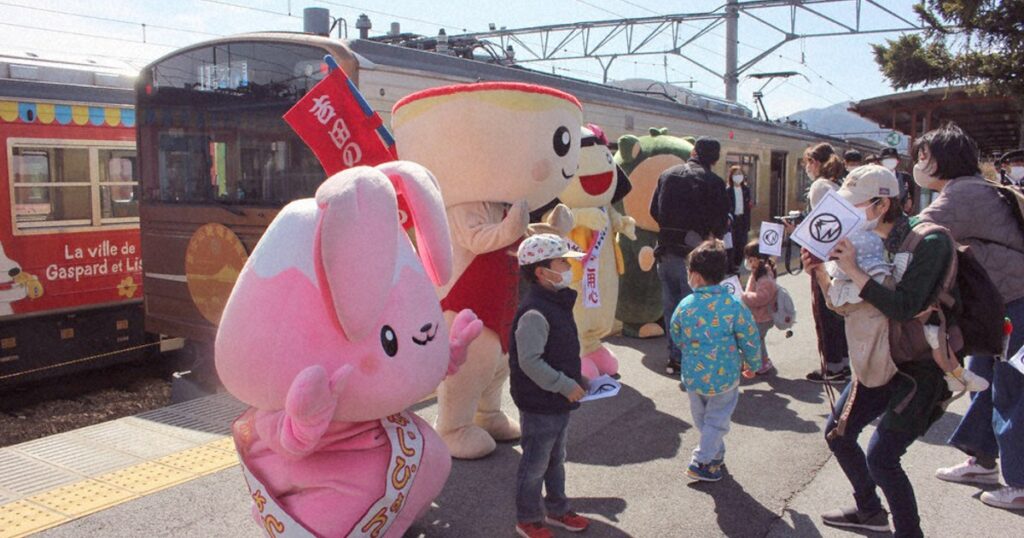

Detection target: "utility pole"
[725, 0, 739, 102]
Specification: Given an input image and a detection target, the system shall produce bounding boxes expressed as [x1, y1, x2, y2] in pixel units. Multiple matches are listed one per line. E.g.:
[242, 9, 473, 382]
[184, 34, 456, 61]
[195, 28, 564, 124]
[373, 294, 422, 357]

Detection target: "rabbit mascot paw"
[392, 82, 583, 459]
[215, 161, 483, 538]
[556, 124, 634, 378]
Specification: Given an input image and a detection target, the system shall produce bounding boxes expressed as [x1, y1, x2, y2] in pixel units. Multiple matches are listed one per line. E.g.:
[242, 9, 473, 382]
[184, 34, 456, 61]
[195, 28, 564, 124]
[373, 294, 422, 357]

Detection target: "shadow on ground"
[568, 384, 690, 466]
[410, 439, 633, 537]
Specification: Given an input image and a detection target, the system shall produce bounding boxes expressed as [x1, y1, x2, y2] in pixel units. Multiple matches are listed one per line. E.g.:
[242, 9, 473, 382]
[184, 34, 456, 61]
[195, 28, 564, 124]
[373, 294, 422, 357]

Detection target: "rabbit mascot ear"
[216, 161, 467, 538]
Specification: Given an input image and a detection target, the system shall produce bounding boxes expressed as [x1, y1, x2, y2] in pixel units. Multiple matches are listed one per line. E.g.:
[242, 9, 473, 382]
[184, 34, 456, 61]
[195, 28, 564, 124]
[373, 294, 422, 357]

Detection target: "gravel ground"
[0, 357, 184, 448]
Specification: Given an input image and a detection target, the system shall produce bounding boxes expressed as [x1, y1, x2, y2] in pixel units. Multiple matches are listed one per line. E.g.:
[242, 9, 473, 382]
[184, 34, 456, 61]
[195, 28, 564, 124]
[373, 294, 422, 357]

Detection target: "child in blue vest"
[509, 234, 591, 538]
[670, 240, 762, 482]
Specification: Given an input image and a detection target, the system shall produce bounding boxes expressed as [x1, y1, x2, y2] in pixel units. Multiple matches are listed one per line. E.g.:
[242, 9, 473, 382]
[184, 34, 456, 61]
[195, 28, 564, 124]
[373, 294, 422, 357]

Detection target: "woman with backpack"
[802, 143, 851, 383]
[804, 167, 958, 537]
[914, 124, 1024, 511]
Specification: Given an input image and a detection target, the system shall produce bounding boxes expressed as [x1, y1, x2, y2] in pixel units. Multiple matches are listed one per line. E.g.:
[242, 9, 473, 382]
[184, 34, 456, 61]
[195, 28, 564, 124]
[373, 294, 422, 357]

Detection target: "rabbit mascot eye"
[551, 124, 634, 379]
[391, 83, 583, 459]
[613, 128, 694, 339]
[215, 162, 482, 537]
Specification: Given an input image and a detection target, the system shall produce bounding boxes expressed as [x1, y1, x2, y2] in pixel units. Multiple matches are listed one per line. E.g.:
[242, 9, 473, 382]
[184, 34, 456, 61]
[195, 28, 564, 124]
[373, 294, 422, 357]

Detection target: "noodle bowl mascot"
[392, 82, 583, 459]
[614, 128, 693, 338]
[556, 124, 635, 378]
[215, 162, 483, 537]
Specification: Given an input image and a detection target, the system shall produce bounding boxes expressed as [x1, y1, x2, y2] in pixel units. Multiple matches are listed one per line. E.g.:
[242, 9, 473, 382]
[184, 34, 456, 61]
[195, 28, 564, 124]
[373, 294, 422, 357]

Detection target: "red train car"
[0, 52, 169, 387]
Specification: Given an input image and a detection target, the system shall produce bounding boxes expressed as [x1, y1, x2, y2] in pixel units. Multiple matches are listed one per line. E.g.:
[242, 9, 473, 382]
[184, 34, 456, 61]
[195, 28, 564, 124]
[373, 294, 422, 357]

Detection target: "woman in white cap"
[805, 165, 959, 537]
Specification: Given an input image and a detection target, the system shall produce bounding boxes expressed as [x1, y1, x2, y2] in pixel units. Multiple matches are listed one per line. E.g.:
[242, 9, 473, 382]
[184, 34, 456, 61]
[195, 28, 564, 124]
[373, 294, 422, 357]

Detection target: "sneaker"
[544, 512, 590, 532]
[515, 522, 554, 538]
[820, 507, 890, 532]
[710, 457, 726, 471]
[756, 359, 775, 375]
[980, 486, 1024, 510]
[935, 457, 1000, 485]
[805, 367, 850, 384]
[666, 360, 681, 376]
[686, 461, 723, 482]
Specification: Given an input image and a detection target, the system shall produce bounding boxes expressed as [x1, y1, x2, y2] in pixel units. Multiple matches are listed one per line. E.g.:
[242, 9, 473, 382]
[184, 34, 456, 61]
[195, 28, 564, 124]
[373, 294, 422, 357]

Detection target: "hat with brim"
[837, 164, 900, 206]
[517, 233, 585, 265]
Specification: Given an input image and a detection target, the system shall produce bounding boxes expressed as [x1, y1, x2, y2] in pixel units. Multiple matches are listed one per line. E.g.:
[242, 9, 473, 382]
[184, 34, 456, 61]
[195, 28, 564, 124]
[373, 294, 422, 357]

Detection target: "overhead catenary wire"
[314, 0, 470, 32]
[604, 0, 858, 103]
[0, 1, 225, 38]
[197, 0, 300, 19]
[0, 21, 178, 49]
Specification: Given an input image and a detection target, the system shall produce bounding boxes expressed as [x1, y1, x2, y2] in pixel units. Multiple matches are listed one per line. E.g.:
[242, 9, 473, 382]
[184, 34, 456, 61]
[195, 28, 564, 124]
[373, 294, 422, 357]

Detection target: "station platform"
[1, 277, 1021, 538]
[0, 393, 248, 537]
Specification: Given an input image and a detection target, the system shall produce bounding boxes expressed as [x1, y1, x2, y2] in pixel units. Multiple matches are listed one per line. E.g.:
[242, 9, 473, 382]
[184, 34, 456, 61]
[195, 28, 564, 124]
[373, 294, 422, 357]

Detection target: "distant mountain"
[785, 102, 908, 152]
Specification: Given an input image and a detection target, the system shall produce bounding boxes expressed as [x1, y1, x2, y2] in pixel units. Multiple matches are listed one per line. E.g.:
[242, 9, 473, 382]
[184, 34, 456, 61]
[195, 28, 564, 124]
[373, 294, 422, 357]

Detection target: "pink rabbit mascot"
[215, 161, 482, 538]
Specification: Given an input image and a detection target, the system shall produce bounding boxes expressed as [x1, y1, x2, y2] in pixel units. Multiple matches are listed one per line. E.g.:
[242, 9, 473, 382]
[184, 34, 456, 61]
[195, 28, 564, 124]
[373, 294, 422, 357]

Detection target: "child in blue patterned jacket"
[670, 240, 762, 482]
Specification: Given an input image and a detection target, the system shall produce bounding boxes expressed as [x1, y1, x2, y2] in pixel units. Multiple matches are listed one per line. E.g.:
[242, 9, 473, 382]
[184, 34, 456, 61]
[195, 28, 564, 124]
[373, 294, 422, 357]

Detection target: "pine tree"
[872, 1, 1024, 97]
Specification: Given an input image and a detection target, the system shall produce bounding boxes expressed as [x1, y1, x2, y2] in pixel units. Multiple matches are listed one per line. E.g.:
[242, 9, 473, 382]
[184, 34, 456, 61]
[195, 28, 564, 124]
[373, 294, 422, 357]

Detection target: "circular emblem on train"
[185, 223, 248, 325]
[809, 213, 843, 243]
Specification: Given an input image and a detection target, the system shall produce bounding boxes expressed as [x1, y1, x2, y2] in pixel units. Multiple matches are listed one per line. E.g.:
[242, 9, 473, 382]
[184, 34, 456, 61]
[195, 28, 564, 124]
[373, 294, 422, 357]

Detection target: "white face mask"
[1010, 166, 1024, 182]
[882, 158, 899, 171]
[732, 174, 743, 184]
[913, 160, 940, 190]
[544, 267, 573, 289]
[856, 202, 881, 231]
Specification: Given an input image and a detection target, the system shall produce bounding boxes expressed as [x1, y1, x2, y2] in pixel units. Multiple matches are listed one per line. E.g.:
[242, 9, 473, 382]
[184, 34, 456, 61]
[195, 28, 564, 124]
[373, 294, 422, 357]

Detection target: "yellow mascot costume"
[392, 83, 583, 459]
[558, 124, 635, 378]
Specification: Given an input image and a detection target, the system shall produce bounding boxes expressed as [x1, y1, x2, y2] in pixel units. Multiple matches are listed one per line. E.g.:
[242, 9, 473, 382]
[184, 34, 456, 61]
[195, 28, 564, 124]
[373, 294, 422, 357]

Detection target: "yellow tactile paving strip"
[0, 394, 246, 538]
[0, 439, 239, 538]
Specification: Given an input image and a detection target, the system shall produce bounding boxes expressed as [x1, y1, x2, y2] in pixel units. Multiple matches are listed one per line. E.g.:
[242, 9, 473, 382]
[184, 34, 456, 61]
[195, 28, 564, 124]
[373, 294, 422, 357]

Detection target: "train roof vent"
[9, 64, 39, 80]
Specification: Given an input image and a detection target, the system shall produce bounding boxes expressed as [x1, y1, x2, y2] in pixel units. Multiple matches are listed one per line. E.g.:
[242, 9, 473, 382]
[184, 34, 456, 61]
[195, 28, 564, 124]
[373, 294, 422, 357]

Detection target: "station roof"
[849, 86, 1022, 156]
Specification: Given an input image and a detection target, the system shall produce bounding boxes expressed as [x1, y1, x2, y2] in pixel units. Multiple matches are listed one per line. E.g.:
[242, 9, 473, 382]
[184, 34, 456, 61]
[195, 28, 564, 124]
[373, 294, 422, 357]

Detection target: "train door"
[770, 151, 787, 216]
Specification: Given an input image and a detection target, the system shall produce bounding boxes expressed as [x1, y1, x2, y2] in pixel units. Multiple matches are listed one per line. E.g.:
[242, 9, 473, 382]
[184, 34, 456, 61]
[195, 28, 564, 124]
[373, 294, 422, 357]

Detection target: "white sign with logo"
[758, 222, 785, 257]
[791, 190, 864, 261]
[579, 374, 621, 402]
[720, 274, 744, 301]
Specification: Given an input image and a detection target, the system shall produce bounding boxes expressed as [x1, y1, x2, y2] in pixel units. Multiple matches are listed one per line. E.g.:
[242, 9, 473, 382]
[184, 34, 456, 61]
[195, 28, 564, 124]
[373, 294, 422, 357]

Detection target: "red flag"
[284, 67, 398, 175]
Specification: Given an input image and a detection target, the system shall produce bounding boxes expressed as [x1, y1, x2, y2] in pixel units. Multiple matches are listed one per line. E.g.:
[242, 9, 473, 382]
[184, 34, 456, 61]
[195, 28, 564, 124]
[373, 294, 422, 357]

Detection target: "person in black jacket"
[649, 136, 730, 374]
[725, 165, 753, 272]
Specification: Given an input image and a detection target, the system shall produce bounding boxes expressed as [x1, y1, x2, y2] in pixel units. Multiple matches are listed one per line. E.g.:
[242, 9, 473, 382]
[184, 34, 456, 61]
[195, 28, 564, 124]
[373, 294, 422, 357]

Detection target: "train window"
[99, 149, 140, 220]
[138, 41, 329, 207]
[9, 142, 138, 232]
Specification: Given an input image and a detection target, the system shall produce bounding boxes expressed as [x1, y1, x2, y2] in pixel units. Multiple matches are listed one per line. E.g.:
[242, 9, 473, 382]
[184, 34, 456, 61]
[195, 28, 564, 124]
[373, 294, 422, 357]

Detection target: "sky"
[0, 0, 931, 118]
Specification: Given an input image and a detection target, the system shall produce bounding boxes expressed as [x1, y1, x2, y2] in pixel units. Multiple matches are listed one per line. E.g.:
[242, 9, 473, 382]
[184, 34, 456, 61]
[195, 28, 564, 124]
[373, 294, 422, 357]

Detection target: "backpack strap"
[900, 222, 958, 309]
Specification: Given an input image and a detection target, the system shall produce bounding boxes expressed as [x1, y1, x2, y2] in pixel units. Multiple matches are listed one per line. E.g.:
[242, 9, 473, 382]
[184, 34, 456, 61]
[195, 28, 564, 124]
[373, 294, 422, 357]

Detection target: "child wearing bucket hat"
[509, 234, 591, 538]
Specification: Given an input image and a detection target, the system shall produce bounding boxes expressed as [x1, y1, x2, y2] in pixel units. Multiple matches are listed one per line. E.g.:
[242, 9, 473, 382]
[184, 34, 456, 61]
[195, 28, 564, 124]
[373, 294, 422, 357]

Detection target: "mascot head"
[391, 82, 584, 210]
[559, 124, 631, 210]
[614, 128, 694, 232]
[215, 162, 455, 422]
